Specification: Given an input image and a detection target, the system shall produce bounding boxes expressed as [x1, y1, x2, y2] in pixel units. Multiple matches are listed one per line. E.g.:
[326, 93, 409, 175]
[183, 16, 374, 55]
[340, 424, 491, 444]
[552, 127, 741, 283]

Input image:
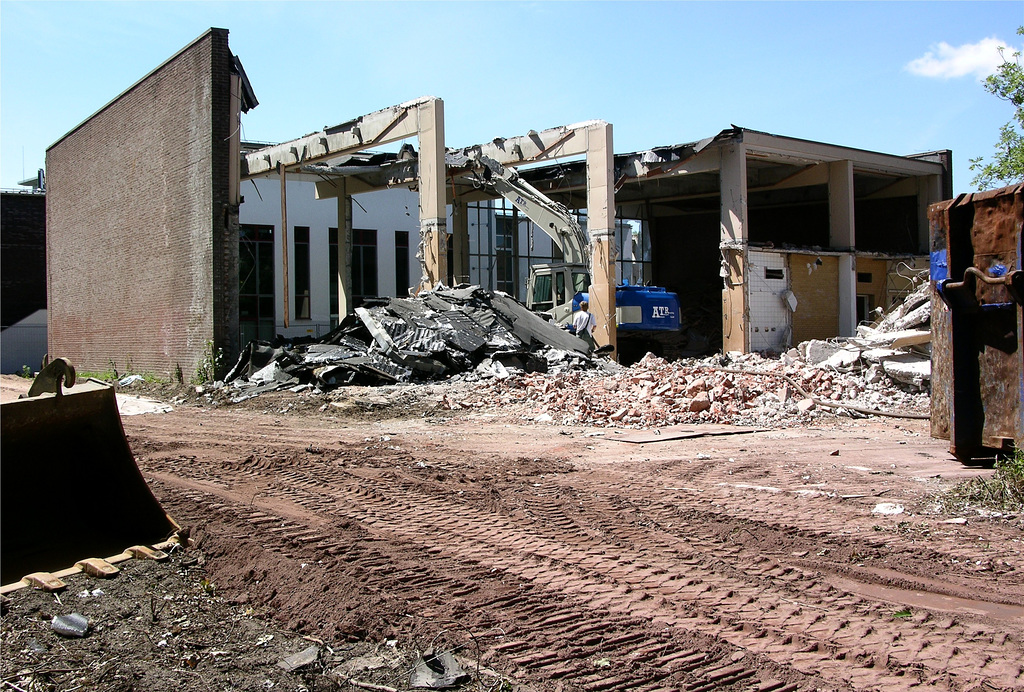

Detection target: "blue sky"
[1, 1, 1021, 191]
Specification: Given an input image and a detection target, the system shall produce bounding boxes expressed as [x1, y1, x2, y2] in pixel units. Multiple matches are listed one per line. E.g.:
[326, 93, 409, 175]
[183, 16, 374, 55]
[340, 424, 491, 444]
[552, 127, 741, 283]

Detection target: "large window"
[294, 226, 310, 320]
[395, 231, 409, 296]
[239, 224, 275, 345]
[352, 228, 377, 306]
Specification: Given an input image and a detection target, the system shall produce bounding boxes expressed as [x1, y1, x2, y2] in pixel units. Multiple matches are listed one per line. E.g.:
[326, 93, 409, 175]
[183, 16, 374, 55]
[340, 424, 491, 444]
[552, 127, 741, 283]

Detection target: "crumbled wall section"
[45, 28, 235, 378]
[1, 192, 47, 328]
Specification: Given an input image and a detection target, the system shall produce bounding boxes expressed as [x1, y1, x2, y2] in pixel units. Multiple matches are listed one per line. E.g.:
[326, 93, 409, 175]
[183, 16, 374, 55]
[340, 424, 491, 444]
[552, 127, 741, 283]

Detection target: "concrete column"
[828, 160, 855, 249]
[838, 254, 856, 337]
[829, 160, 856, 336]
[417, 99, 447, 289]
[279, 164, 290, 328]
[451, 200, 470, 285]
[720, 143, 748, 352]
[586, 122, 616, 354]
[917, 174, 943, 254]
[336, 178, 353, 317]
[720, 143, 747, 244]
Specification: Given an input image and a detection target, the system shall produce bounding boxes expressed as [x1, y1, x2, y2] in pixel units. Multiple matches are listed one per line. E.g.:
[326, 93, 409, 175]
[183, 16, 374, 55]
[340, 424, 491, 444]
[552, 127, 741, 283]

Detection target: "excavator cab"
[527, 263, 590, 326]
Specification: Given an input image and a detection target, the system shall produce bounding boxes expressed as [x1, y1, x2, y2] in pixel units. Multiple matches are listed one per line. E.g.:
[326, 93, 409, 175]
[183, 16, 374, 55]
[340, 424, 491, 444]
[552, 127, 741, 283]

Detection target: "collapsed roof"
[224, 285, 600, 398]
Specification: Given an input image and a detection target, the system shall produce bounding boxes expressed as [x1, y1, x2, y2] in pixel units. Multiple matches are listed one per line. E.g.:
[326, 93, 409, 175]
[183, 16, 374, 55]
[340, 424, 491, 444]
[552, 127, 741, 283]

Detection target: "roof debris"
[224, 286, 608, 401]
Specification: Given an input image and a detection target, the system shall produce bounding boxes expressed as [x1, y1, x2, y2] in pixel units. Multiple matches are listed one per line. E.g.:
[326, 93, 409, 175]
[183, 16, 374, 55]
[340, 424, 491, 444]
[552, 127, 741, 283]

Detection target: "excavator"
[452, 153, 684, 361]
[1, 358, 180, 590]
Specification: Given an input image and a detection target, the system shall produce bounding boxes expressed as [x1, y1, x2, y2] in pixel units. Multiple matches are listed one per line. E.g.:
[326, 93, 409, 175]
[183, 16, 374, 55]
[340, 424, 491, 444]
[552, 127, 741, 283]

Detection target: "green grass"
[931, 448, 1024, 516]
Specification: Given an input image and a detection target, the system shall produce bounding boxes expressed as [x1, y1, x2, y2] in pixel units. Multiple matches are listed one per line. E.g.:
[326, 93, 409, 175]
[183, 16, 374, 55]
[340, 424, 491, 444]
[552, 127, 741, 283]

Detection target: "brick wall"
[789, 253, 839, 343]
[1, 192, 47, 328]
[45, 29, 235, 379]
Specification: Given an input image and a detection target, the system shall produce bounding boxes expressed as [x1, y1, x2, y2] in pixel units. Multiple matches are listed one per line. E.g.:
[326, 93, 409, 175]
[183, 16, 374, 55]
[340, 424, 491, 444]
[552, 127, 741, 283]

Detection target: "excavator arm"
[451, 153, 591, 269]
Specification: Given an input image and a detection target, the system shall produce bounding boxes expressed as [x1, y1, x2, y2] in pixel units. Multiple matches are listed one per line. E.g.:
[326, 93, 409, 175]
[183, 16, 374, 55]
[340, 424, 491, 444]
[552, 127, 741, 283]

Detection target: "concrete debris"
[796, 279, 933, 391]
[224, 286, 603, 398]
[459, 349, 929, 429]
[277, 645, 320, 672]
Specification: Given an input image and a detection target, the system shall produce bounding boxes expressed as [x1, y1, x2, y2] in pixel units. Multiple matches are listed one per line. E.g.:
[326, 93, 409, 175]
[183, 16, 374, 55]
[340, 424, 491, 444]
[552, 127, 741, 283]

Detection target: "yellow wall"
[789, 253, 839, 343]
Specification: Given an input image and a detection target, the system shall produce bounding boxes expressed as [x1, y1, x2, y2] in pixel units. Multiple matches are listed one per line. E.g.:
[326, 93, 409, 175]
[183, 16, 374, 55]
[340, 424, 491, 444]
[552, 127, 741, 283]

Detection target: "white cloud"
[905, 36, 1015, 80]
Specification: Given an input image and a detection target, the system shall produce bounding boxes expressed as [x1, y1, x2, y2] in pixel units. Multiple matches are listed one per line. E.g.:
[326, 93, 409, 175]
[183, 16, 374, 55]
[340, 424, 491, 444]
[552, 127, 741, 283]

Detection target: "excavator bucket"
[1, 368, 176, 584]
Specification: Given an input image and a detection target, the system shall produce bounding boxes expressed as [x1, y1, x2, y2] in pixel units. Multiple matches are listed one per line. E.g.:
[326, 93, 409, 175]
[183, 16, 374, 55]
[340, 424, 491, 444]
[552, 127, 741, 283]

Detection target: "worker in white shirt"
[571, 300, 597, 350]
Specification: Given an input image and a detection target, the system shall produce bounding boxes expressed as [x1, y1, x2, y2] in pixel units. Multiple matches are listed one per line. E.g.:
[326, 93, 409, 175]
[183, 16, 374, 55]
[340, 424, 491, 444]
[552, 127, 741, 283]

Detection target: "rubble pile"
[224, 286, 598, 400]
[456, 285, 934, 428]
[796, 280, 932, 389]
[456, 350, 930, 429]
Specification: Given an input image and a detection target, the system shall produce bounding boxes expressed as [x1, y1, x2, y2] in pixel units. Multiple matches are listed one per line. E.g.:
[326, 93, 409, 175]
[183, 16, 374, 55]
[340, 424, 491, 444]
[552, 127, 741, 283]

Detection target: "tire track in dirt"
[571, 461, 1024, 603]
[145, 443, 1021, 691]
[151, 480, 806, 692]
[131, 411, 1022, 690]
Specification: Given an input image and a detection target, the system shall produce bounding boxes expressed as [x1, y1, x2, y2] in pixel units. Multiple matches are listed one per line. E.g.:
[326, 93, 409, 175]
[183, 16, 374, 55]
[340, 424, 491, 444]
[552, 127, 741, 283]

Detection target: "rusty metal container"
[930, 183, 1023, 461]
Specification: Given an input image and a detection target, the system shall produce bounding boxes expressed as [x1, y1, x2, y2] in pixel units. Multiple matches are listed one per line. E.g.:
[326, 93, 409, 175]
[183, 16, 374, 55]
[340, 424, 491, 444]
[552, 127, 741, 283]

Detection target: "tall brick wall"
[1, 192, 47, 328]
[45, 28, 235, 379]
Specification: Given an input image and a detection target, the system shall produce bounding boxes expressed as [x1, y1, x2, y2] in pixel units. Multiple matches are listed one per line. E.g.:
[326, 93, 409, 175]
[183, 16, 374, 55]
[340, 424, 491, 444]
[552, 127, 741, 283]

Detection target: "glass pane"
[239, 245, 256, 294]
[533, 274, 552, 304]
[573, 272, 590, 293]
[239, 295, 258, 319]
[239, 321, 257, 346]
[259, 296, 274, 318]
[258, 247, 273, 295]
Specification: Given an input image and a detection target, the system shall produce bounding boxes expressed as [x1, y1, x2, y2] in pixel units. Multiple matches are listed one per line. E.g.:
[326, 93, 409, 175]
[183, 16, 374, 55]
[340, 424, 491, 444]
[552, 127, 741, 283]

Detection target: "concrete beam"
[449, 121, 602, 169]
[828, 160, 855, 250]
[242, 97, 435, 178]
[742, 130, 944, 177]
[720, 143, 747, 244]
[720, 142, 748, 353]
[828, 160, 857, 337]
[336, 179, 352, 318]
[585, 122, 617, 354]
[416, 98, 447, 289]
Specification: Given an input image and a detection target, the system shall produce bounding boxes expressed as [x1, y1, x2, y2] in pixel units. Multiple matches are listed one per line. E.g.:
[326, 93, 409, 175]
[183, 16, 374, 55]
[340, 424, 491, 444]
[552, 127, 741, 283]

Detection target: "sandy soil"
[2, 374, 1022, 691]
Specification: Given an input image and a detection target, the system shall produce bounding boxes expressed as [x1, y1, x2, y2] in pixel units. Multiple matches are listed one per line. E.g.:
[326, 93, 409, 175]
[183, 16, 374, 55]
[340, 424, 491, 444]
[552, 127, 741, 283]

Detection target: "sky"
[1, 1, 1021, 192]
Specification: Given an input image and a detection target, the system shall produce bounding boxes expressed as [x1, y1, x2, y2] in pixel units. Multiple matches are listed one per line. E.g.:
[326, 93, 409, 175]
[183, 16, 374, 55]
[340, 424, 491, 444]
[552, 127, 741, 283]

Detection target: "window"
[857, 272, 873, 284]
[395, 231, 409, 296]
[555, 270, 566, 306]
[352, 228, 377, 306]
[531, 273, 553, 311]
[495, 215, 516, 294]
[573, 271, 591, 294]
[294, 226, 310, 320]
[239, 224, 275, 345]
[765, 268, 785, 280]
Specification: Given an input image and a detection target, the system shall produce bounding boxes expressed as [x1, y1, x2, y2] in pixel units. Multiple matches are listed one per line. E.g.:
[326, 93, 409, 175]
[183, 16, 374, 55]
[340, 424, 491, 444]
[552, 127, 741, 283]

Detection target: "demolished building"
[44, 28, 952, 379]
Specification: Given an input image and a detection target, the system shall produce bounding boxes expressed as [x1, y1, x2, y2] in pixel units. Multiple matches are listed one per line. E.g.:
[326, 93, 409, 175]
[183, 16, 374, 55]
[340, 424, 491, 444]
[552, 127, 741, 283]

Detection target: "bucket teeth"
[127, 545, 169, 561]
[75, 558, 119, 578]
[21, 572, 66, 591]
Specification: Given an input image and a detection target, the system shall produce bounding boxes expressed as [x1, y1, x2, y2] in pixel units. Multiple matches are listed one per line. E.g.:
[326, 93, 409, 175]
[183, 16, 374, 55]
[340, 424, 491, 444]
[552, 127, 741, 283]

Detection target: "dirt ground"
[1, 373, 1022, 691]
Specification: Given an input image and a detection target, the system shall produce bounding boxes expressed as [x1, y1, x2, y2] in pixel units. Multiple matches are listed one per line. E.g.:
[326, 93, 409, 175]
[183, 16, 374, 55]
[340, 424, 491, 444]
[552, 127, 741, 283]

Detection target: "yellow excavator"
[1, 358, 178, 586]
